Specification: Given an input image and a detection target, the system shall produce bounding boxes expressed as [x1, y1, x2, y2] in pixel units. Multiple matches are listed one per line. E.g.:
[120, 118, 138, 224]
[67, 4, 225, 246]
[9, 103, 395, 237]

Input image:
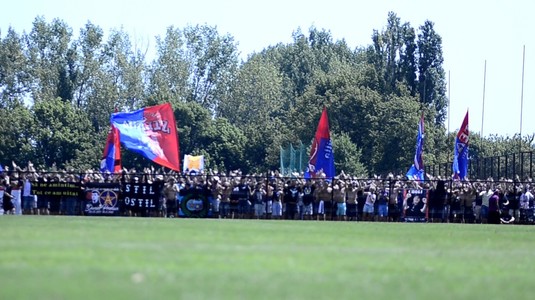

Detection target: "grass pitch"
[1, 216, 534, 300]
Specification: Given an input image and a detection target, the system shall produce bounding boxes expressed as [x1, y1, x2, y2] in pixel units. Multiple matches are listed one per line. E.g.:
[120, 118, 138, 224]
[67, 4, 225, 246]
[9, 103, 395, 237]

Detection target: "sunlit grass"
[0, 216, 534, 299]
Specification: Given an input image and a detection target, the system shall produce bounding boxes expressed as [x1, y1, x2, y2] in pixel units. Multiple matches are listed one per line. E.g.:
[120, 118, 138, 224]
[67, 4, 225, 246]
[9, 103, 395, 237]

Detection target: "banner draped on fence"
[452, 111, 469, 180]
[305, 107, 335, 179]
[111, 103, 180, 171]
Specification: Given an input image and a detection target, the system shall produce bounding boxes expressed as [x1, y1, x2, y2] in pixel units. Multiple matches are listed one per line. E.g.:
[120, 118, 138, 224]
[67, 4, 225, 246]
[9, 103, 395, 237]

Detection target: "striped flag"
[111, 103, 180, 171]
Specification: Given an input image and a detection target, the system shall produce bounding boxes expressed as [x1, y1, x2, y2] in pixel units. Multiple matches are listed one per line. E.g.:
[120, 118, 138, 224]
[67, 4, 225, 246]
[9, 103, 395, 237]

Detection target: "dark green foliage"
[0, 14, 531, 175]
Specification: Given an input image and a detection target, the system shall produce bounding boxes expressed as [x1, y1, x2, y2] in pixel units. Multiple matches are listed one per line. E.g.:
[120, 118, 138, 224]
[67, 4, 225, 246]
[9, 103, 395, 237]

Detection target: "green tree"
[32, 97, 96, 168]
[218, 55, 288, 170]
[331, 132, 367, 177]
[147, 26, 190, 108]
[25, 16, 74, 103]
[183, 24, 239, 113]
[0, 27, 30, 107]
[0, 102, 35, 164]
[417, 20, 447, 125]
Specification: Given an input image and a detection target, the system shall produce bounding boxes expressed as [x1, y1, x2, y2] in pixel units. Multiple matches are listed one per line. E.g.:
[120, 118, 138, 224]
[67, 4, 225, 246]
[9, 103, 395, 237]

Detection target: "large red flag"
[111, 103, 180, 171]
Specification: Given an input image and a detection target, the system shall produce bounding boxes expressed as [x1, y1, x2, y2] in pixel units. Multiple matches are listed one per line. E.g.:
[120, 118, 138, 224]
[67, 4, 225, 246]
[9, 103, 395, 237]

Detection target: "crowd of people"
[1, 162, 534, 225]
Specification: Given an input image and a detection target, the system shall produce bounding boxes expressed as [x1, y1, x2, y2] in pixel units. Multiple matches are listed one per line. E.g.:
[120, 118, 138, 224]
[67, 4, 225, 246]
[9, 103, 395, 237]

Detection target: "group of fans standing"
[1, 165, 534, 225]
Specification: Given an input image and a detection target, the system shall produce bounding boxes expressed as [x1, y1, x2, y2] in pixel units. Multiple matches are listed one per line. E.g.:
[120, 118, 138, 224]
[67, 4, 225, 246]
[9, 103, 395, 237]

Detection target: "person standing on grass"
[346, 182, 359, 221]
[235, 177, 251, 219]
[253, 183, 266, 219]
[265, 182, 274, 219]
[460, 185, 475, 223]
[163, 177, 180, 218]
[315, 181, 329, 221]
[376, 189, 389, 222]
[10, 179, 22, 215]
[272, 184, 283, 220]
[363, 186, 376, 222]
[302, 179, 315, 220]
[488, 189, 501, 224]
[1, 179, 14, 215]
[333, 181, 346, 221]
[479, 184, 493, 224]
[22, 174, 34, 215]
[283, 179, 299, 220]
[219, 181, 232, 219]
[210, 177, 222, 219]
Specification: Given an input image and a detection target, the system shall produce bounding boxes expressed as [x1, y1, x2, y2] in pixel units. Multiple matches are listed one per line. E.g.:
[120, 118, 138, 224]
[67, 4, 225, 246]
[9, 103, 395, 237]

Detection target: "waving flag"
[305, 107, 335, 179]
[111, 103, 180, 171]
[100, 109, 122, 173]
[452, 111, 469, 180]
[406, 113, 425, 181]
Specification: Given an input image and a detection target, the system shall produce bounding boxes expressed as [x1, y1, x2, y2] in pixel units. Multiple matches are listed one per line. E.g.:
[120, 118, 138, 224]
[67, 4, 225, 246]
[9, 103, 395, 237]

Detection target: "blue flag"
[406, 114, 425, 181]
[0, 164, 3, 173]
[453, 111, 469, 179]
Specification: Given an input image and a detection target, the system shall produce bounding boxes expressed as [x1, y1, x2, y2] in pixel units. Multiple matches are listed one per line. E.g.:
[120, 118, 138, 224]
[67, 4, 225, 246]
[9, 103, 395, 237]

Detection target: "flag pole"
[480, 60, 486, 140]
[519, 45, 525, 153]
[448, 70, 451, 134]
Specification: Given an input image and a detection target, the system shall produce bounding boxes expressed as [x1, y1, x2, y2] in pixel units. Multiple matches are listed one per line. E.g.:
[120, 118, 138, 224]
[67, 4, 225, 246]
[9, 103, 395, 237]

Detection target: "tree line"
[0, 12, 533, 176]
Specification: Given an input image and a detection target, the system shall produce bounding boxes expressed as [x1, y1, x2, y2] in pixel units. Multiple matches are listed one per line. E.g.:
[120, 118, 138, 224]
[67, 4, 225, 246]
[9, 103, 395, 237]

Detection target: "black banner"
[402, 189, 429, 222]
[84, 183, 121, 216]
[121, 182, 163, 213]
[31, 181, 81, 197]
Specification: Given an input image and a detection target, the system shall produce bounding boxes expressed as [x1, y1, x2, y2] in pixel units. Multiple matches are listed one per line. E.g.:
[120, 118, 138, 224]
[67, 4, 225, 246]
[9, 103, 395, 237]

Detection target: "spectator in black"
[488, 189, 501, 224]
[283, 179, 300, 220]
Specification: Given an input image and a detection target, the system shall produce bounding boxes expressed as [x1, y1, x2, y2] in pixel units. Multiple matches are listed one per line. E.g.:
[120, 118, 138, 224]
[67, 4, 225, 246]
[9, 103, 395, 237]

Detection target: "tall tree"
[147, 26, 190, 108]
[25, 16, 74, 103]
[0, 27, 30, 107]
[32, 97, 96, 168]
[182, 24, 239, 113]
[218, 55, 287, 170]
[417, 20, 447, 125]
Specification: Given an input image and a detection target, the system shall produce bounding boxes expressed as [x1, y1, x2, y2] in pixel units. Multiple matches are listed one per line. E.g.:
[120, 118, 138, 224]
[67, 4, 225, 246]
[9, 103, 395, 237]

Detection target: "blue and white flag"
[406, 114, 425, 181]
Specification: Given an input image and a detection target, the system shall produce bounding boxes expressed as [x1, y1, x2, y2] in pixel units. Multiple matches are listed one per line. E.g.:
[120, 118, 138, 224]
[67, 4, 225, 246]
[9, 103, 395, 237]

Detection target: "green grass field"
[1, 216, 534, 300]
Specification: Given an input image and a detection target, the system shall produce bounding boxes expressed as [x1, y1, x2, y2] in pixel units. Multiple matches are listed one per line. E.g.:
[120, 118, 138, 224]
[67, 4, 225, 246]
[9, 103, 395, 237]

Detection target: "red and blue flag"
[452, 111, 469, 180]
[305, 107, 335, 179]
[111, 103, 180, 171]
[100, 108, 122, 174]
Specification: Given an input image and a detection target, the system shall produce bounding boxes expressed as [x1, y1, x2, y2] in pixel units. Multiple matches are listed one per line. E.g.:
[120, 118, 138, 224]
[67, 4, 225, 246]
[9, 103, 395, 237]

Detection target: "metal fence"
[425, 151, 534, 180]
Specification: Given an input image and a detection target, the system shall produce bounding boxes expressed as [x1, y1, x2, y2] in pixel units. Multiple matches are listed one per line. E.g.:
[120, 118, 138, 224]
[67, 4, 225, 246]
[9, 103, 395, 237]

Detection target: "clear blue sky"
[1, 0, 533, 138]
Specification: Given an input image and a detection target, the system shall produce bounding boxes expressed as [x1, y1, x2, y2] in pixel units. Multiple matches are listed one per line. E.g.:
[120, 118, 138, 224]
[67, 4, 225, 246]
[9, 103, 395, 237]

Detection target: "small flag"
[406, 113, 425, 181]
[305, 107, 335, 179]
[452, 111, 469, 180]
[183, 155, 205, 175]
[111, 103, 180, 171]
